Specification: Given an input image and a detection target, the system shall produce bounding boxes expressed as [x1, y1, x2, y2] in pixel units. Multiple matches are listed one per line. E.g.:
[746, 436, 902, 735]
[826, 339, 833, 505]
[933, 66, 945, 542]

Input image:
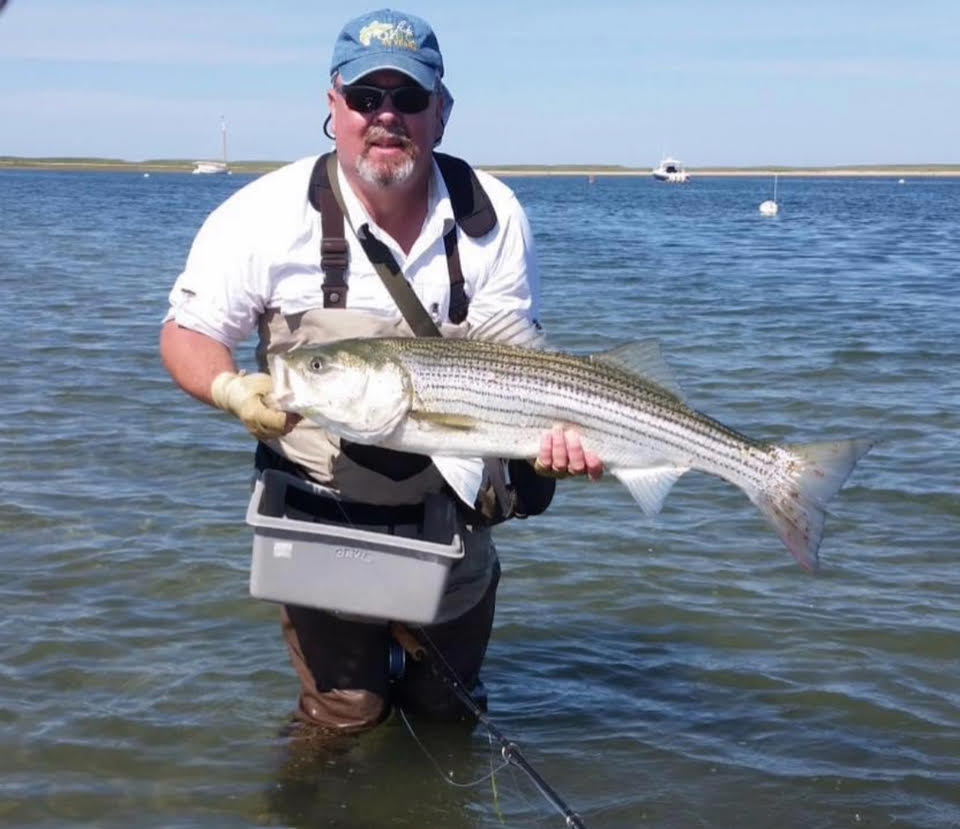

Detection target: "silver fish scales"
[273, 335, 873, 570]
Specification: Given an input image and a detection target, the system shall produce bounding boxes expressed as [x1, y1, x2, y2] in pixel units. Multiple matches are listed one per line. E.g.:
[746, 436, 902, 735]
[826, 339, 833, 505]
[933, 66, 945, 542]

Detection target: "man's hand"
[210, 371, 293, 441]
[533, 426, 604, 480]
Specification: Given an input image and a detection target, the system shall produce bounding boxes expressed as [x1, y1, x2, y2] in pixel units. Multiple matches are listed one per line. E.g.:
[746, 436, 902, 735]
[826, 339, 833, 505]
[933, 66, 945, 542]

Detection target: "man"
[160, 8, 601, 733]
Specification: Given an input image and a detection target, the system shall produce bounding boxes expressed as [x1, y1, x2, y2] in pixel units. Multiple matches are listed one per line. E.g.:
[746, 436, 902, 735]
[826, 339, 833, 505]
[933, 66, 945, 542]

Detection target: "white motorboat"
[652, 157, 690, 183]
[193, 118, 230, 175]
[191, 160, 228, 175]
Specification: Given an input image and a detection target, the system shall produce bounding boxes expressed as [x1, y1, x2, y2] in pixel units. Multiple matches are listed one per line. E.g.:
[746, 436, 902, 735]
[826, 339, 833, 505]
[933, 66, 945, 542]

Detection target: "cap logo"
[358, 19, 418, 51]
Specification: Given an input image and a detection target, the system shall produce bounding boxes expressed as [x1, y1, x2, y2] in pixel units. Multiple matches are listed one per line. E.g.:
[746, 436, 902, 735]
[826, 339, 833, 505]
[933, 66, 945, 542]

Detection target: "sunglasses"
[337, 84, 432, 115]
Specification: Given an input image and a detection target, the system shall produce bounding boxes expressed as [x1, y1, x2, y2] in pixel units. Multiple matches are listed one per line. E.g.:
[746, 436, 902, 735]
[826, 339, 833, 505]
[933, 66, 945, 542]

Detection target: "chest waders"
[307, 151, 497, 320]
[303, 152, 556, 523]
[261, 155, 559, 744]
[305, 152, 515, 506]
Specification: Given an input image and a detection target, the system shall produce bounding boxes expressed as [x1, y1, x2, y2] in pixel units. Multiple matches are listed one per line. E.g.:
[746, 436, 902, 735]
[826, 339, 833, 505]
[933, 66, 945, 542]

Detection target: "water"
[1, 169, 958, 828]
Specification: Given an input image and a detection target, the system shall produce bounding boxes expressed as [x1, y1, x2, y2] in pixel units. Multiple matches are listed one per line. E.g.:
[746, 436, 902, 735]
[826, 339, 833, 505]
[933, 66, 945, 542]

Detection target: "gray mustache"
[364, 126, 413, 149]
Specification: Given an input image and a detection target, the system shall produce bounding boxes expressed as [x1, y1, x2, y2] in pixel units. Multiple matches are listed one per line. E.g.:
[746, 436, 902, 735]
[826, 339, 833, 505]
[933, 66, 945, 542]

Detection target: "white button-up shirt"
[165, 155, 541, 350]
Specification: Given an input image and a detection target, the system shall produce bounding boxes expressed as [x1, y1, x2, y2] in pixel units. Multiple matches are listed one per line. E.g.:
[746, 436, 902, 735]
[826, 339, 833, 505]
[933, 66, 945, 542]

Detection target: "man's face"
[328, 69, 443, 191]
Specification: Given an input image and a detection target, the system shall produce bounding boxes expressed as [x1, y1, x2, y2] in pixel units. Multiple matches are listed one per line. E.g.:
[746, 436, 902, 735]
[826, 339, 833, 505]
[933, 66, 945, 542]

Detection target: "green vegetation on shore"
[0, 156, 287, 175]
[2, 156, 959, 177]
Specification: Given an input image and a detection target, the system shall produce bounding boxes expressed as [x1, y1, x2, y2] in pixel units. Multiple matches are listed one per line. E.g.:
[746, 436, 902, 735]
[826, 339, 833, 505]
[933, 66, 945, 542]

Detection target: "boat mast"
[220, 116, 228, 165]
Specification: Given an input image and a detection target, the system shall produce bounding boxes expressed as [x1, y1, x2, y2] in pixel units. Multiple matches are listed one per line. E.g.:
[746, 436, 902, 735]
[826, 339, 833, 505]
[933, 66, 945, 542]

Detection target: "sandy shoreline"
[2, 158, 959, 178]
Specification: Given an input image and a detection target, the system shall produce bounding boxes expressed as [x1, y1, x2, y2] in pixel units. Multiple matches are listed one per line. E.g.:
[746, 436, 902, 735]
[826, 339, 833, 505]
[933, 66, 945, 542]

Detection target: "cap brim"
[336, 54, 437, 90]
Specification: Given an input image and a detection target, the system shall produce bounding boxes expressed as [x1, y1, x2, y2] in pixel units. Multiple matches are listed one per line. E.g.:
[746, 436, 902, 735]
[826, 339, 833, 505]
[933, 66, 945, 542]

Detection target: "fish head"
[270, 340, 411, 443]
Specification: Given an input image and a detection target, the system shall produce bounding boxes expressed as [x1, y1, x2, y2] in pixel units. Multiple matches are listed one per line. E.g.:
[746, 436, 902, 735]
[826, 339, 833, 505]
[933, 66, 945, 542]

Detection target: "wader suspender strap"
[307, 152, 497, 322]
[308, 156, 349, 309]
[315, 152, 511, 511]
[434, 152, 498, 325]
[325, 154, 441, 337]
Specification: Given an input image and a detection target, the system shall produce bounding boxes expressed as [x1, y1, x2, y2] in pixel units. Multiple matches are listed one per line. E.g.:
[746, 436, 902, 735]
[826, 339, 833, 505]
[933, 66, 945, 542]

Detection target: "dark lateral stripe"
[384, 338, 772, 486]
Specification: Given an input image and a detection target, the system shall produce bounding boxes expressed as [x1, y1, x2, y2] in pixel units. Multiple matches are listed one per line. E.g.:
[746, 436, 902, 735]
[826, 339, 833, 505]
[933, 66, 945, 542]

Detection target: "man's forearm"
[159, 320, 235, 406]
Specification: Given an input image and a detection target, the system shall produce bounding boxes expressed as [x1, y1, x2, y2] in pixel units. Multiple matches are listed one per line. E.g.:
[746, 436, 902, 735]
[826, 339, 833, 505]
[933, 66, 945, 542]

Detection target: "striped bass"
[271, 330, 872, 571]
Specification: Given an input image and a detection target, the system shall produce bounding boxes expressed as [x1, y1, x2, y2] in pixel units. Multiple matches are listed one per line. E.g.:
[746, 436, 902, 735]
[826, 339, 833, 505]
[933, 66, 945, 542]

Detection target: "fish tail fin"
[750, 438, 875, 571]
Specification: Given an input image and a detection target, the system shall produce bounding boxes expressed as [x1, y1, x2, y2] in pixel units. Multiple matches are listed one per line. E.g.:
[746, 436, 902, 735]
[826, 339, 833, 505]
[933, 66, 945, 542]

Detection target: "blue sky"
[1, 0, 958, 167]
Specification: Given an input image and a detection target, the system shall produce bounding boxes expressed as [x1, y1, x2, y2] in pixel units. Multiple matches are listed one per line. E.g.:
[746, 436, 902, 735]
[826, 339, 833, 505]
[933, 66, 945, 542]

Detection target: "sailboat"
[759, 175, 779, 215]
[192, 118, 230, 175]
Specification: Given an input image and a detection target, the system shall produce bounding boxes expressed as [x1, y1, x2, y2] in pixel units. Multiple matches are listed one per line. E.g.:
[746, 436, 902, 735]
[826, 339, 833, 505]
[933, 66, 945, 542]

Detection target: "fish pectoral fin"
[613, 465, 689, 516]
[409, 411, 478, 431]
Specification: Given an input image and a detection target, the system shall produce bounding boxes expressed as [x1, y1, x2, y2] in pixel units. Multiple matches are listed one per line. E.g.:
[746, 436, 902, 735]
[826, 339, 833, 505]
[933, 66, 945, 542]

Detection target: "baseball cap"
[330, 9, 444, 91]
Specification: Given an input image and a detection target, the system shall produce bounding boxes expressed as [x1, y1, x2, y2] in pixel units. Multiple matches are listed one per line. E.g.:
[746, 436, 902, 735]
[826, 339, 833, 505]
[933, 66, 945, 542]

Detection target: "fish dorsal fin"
[468, 310, 549, 349]
[591, 339, 685, 401]
[613, 465, 689, 516]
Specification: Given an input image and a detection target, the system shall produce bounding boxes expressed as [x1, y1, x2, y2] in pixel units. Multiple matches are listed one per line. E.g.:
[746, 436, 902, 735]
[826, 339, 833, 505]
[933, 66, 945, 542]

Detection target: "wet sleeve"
[164, 203, 270, 350]
[466, 192, 541, 326]
[508, 458, 556, 518]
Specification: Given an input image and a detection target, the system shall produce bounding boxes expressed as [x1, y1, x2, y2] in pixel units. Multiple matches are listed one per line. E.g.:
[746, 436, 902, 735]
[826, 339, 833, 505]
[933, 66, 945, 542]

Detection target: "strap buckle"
[320, 237, 348, 307]
[321, 283, 346, 307]
[320, 237, 348, 271]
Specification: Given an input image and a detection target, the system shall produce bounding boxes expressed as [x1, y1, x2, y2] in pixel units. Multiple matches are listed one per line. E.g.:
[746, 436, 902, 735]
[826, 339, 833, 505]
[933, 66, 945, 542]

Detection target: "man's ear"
[326, 88, 337, 136]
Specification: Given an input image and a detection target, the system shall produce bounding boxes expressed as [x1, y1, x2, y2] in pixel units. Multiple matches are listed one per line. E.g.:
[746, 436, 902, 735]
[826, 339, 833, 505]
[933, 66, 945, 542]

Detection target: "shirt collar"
[334, 156, 455, 245]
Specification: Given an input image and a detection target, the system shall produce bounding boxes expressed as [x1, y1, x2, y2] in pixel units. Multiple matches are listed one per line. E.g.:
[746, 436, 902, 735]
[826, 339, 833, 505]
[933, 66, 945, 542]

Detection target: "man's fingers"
[245, 373, 276, 396]
[537, 430, 554, 468]
[563, 428, 587, 475]
[550, 426, 568, 470]
[532, 426, 604, 480]
[584, 451, 604, 480]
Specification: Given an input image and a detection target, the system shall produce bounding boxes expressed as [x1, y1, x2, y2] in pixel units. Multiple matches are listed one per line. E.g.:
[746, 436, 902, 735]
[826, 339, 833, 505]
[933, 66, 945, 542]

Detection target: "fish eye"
[308, 357, 324, 372]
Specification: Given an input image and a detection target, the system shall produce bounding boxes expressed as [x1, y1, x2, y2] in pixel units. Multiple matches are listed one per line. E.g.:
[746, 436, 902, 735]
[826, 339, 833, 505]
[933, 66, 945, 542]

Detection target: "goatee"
[356, 126, 418, 188]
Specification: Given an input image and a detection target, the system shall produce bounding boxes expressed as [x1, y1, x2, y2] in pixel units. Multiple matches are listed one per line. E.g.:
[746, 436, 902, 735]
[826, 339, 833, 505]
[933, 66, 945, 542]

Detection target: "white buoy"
[759, 174, 779, 215]
[143, 172, 150, 178]
[898, 178, 906, 184]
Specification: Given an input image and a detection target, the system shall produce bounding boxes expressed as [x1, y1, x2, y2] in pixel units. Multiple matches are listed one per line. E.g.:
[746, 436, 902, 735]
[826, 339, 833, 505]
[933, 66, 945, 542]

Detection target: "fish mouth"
[267, 354, 300, 411]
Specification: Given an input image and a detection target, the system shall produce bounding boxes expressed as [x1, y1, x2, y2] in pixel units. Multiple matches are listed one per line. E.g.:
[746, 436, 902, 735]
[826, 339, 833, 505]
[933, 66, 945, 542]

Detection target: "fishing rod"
[392, 623, 588, 829]
[271, 481, 587, 826]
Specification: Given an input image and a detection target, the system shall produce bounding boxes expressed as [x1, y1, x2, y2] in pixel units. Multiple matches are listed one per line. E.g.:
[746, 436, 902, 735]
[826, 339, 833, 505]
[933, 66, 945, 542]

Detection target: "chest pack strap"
[306, 151, 497, 322]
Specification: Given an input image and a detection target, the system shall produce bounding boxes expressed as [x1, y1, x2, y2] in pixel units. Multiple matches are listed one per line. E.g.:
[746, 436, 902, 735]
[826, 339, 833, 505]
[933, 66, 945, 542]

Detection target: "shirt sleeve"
[164, 197, 272, 350]
[466, 190, 541, 326]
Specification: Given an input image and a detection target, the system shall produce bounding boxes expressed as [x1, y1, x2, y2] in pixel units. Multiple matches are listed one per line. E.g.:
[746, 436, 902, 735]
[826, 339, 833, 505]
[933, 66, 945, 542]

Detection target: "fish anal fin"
[591, 340, 685, 402]
[613, 465, 689, 516]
